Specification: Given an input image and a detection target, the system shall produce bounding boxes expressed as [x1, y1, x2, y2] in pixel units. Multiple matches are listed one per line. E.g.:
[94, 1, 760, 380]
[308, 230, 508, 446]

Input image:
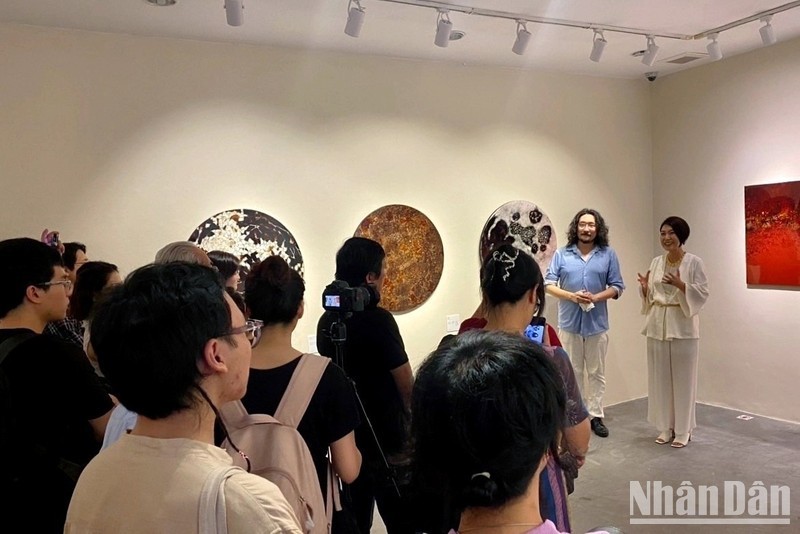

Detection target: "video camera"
[321, 280, 371, 313]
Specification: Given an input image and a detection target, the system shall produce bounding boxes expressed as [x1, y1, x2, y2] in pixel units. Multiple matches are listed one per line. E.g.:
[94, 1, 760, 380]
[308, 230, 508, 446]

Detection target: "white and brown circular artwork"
[479, 200, 557, 274]
[189, 209, 304, 285]
[354, 205, 444, 312]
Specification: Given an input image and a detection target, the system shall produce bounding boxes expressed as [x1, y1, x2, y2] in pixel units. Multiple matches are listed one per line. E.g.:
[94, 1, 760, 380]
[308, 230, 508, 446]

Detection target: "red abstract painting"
[745, 181, 800, 287]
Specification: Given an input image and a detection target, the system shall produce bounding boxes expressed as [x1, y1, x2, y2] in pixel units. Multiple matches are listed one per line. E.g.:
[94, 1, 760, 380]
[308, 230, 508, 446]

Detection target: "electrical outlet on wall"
[446, 314, 461, 333]
[308, 334, 318, 354]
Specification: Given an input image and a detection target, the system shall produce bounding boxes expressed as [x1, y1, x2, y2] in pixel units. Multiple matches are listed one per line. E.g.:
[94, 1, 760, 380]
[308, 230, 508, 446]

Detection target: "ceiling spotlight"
[760, 15, 776, 46]
[641, 35, 659, 66]
[435, 10, 453, 48]
[224, 0, 243, 27]
[143, 0, 177, 6]
[512, 21, 531, 55]
[344, 0, 365, 38]
[589, 29, 606, 62]
[706, 33, 722, 61]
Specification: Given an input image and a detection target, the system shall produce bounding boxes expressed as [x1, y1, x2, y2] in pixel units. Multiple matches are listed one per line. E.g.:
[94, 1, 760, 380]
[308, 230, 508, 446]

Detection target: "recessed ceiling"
[2, 0, 800, 79]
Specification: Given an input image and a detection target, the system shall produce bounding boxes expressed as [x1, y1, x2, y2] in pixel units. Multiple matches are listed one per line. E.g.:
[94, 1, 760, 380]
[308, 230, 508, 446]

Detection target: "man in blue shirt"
[545, 208, 625, 438]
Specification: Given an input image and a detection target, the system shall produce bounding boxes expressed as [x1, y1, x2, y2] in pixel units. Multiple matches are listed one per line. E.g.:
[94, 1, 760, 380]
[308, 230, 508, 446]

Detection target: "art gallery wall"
[0, 23, 654, 407]
[652, 37, 800, 423]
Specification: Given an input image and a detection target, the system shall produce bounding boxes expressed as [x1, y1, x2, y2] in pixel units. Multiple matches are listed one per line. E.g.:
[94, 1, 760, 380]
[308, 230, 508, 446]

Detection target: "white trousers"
[559, 330, 608, 419]
[646, 337, 699, 436]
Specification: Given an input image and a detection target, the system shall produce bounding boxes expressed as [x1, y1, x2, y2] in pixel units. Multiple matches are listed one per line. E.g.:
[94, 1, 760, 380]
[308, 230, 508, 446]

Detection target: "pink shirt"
[449, 520, 610, 534]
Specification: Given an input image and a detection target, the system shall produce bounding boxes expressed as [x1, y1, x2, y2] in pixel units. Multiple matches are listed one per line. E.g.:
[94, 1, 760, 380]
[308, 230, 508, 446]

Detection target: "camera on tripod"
[322, 280, 371, 313]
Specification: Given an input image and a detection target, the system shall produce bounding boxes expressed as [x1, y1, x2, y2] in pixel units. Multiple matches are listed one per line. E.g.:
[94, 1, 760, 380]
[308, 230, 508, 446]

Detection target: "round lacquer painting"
[479, 200, 556, 275]
[189, 209, 304, 288]
[355, 205, 444, 312]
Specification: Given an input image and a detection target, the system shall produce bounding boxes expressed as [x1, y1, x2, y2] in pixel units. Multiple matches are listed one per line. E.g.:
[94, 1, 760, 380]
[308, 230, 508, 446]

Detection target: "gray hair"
[154, 241, 210, 266]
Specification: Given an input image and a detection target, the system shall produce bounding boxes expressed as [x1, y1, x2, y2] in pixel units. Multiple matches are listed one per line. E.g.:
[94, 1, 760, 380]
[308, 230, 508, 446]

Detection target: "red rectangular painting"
[745, 180, 800, 287]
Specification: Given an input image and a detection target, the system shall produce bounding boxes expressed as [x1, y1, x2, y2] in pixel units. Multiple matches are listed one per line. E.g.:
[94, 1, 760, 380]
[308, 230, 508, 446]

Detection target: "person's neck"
[666, 249, 685, 262]
[0, 307, 47, 333]
[576, 240, 595, 255]
[483, 304, 528, 335]
[131, 403, 217, 444]
[459, 481, 543, 534]
[250, 324, 302, 369]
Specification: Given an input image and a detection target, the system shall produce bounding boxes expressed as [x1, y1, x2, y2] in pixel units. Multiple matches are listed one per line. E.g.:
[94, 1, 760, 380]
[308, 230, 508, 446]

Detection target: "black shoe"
[591, 417, 609, 438]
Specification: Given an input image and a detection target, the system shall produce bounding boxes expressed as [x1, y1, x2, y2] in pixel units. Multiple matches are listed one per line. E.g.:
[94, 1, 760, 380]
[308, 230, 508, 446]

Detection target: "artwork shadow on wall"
[745, 180, 800, 288]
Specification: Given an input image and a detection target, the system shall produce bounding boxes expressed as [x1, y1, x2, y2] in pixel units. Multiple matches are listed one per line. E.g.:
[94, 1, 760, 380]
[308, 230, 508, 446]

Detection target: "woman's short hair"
[208, 250, 241, 280]
[70, 261, 119, 322]
[412, 330, 566, 512]
[660, 216, 690, 245]
[154, 241, 208, 265]
[480, 243, 543, 309]
[245, 256, 304, 326]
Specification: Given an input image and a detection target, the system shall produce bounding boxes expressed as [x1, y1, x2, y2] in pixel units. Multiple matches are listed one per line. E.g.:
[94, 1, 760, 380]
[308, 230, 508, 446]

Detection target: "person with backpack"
[231, 255, 361, 532]
[65, 262, 302, 533]
[0, 237, 114, 532]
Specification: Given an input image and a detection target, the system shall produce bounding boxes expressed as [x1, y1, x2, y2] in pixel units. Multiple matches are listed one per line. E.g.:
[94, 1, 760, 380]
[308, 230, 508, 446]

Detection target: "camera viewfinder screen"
[325, 295, 340, 308]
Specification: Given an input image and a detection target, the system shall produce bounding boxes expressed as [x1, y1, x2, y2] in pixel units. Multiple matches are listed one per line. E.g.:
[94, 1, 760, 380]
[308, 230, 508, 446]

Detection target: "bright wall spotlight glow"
[345, 1, 366, 38]
[707, 33, 722, 61]
[641, 35, 659, 66]
[434, 11, 453, 48]
[512, 21, 531, 55]
[589, 30, 606, 62]
[225, 0, 243, 27]
[760, 16, 776, 45]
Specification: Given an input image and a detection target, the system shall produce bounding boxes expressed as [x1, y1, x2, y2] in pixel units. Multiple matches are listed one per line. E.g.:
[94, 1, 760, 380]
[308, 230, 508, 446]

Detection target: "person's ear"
[199, 338, 227, 376]
[296, 300, 305, 321]
[26, 285, 46, 304]
[528, 286, 537, 304]
[365, 272, 378, 285]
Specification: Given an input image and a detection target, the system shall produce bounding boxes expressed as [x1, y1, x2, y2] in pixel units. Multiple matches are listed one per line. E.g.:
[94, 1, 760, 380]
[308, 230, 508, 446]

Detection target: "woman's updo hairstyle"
[480, 244, 543, 308]
[411, 330, 565, 512]
[245, 256, 304, 325]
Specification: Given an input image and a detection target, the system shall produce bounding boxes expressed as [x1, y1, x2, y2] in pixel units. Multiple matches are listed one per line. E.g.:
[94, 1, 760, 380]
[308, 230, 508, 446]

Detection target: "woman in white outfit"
[637, 216, 709, 448]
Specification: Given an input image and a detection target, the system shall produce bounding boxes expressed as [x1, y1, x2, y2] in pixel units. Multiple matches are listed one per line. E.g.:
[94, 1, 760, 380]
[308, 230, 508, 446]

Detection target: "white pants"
[559, 330, 608, 419]
[646, 337, 699, 436]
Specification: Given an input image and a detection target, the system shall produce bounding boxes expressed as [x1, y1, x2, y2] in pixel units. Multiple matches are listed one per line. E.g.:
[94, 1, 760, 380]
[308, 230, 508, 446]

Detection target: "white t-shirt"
[66, 434, 302, 533]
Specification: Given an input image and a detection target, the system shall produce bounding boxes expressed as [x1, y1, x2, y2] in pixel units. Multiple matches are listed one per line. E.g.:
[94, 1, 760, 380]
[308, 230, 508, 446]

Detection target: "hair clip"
[471, 471, 491, 480]
[492, 248, 519, 281]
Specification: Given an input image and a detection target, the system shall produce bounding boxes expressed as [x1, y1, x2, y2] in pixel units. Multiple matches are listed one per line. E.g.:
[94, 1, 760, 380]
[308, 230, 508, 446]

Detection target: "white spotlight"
[706, 33, 722, 61]
[641, 35, 659, 66]
[434, 11, 453, 48]
[345, 0, 365, 38]
[760, 16, 776, 45]
[512, 21, 531, 55]
[224, 0, 243, 27]
[589, 30, 606, 62]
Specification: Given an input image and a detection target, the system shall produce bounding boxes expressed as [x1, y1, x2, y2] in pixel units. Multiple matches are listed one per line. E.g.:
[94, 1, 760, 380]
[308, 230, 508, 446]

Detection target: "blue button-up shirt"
[545, 244, 625, 336]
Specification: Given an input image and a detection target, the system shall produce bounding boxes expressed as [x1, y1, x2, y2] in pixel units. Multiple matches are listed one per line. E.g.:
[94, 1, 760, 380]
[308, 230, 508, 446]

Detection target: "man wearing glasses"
[545, 208, 625, 438]
[0, 237, 114, 532]
[43, 241, 89, 348]
[65, 262, 300, 532]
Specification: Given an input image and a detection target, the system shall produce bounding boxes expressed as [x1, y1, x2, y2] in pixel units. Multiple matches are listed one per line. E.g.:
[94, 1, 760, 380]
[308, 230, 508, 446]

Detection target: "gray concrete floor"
[570, 399, 800, 533]
[372, 398, 799, 533]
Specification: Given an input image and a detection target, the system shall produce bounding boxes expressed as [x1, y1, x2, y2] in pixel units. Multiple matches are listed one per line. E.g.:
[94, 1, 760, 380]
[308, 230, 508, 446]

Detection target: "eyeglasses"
[223, 319, 263, 347]
[36, 280, 73, 291]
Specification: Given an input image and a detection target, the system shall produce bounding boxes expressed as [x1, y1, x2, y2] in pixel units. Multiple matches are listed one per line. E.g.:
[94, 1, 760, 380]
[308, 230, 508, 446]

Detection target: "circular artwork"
[354, 205, 444, 312]
[189, 209, 304, 285]
[479, 200, 557, 274]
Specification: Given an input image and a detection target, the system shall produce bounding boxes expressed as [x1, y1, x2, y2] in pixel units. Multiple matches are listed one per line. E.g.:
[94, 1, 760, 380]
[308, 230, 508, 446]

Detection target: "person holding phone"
[450, 244, 590, 532]
[638, 216, 709, 449]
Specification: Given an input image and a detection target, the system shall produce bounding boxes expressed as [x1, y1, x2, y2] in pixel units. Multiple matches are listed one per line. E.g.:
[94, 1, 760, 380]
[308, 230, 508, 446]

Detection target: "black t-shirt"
[0, 328, 113, 529]
[241, 356, 360, 494]
[316, 306, 410, 459]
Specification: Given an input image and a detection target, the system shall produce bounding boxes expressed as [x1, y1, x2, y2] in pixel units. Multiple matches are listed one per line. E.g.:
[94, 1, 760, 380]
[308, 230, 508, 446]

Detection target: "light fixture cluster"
[336, 0, 798, 66]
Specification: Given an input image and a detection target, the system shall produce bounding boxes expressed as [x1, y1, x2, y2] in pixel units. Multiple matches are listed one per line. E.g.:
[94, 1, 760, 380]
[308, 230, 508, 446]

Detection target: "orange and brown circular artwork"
[354, 205, 444, 312]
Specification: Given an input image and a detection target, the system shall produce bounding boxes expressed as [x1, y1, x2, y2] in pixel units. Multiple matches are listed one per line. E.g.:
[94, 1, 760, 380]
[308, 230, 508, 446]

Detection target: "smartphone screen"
[524, 321, 545, 345]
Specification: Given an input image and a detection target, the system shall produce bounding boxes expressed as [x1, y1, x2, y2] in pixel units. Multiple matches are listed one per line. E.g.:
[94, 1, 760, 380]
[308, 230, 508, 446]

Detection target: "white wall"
[652, 38, 800, 423]
[0, 24, 653, 406]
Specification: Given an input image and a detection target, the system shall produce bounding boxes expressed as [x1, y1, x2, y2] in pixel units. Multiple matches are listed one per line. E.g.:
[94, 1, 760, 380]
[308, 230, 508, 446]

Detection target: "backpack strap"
[0, 332, 37, 366]
[274, 354, 329, 428]
[198, 465, 242, 534]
